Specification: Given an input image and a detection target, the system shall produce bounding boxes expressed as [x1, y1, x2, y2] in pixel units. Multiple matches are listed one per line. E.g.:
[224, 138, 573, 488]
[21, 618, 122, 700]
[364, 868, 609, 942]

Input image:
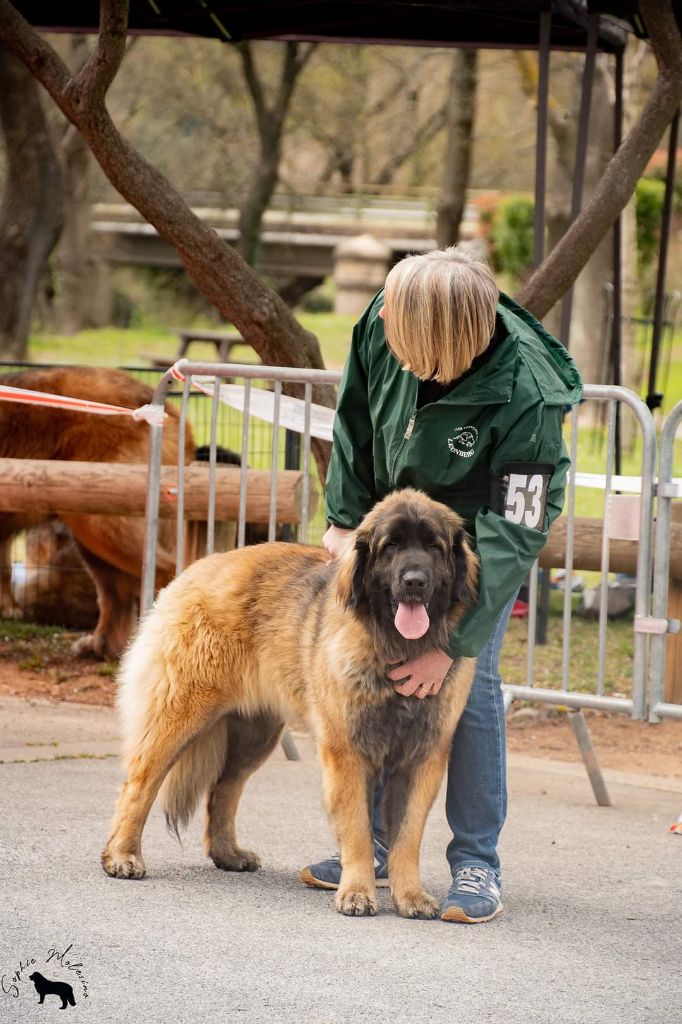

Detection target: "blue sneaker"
[440, 865, 503, 923]
[299, 837, 390, 890]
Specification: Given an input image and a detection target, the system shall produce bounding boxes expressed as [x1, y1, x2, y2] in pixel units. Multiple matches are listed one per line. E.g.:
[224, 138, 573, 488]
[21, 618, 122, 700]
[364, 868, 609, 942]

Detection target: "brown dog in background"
[0, 366, 193, 658]
[101, 489, 478, 919]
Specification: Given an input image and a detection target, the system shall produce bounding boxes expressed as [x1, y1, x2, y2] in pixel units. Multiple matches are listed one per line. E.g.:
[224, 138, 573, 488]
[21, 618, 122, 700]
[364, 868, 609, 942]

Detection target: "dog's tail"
[158, 720, 228, 840]
[116, 592, 229, 841]
[67, 990, 76, 1006]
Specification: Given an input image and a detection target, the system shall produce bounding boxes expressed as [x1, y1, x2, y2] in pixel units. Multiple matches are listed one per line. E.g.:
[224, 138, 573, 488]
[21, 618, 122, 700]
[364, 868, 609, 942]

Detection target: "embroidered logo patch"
[448, 425, 478, 458]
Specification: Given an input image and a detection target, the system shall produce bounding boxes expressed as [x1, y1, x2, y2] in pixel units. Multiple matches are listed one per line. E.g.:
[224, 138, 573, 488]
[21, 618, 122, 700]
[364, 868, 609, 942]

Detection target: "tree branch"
[72, 0, 128, 106]
[237, 41, 269, 136]
[517, 0, 682, 318]
[372, 104, 447, 186]
[0, 0, 72, 98]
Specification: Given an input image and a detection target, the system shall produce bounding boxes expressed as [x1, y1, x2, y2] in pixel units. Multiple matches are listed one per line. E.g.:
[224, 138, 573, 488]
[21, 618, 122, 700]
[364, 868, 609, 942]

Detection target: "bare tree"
[237, 41, 317, 267]
[0, 46, 63, 359]
[436, 49, 478, 247]
[0, 0, 334, 475]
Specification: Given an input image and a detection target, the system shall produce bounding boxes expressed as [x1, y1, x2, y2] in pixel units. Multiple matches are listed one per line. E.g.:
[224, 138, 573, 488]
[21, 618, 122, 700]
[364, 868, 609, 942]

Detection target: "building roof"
[14, 0, 640, 53]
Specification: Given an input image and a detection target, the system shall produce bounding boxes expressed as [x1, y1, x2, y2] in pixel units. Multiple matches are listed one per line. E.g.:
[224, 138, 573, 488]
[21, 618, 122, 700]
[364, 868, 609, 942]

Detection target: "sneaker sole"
[441, 903, 504, 924]
[299, 868, 391, 890]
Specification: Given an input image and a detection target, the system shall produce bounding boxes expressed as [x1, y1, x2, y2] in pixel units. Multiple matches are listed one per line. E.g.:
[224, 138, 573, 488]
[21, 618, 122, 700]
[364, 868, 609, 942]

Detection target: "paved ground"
[0, 697, 681, 1024]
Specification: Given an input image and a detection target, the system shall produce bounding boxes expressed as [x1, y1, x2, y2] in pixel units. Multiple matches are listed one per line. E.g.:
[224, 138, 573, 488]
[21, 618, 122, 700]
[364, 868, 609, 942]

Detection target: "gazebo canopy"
[14, 0, 646, 52]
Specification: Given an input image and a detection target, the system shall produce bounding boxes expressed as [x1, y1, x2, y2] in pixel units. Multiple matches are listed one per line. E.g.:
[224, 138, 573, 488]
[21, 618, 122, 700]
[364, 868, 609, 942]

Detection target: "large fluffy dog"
[0, 366, 192, 658]
[102, 489, 478, 918]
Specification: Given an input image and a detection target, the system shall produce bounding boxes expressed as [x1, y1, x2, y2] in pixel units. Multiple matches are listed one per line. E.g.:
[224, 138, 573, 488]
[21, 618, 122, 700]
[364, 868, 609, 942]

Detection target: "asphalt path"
[0, 698, 680, 1023]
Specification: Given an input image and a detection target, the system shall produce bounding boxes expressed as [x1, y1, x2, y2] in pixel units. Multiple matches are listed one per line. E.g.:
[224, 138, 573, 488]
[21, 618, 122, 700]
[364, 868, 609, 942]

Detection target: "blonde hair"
[382, 247, 499, 383]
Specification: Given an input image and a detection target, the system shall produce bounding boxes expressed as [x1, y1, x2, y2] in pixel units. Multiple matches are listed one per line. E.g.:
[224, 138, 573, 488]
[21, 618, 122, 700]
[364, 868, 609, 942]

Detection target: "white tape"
[132, 404, 167, 427]
[192, 378, 335, 442]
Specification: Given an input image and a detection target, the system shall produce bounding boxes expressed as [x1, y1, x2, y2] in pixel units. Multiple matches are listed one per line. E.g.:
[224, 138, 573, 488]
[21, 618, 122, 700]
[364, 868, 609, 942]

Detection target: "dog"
[0, 366, 192, 658]
[101, 488, 478, 918]
[28, 972, 76, 1008]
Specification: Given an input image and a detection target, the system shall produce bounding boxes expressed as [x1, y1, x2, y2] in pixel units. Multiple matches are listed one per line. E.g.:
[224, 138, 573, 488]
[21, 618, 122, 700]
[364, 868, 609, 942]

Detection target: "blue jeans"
[372, 596, 515, 884]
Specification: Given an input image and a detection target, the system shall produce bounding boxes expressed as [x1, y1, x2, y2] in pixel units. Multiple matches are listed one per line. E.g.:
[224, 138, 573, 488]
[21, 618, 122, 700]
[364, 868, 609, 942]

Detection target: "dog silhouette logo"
[29, 971, 76, 1009]
[448, 425, 479, 458]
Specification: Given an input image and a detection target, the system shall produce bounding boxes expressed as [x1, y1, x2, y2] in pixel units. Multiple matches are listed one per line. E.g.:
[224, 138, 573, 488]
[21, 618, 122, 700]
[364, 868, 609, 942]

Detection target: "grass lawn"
[27, 312, 358, 371]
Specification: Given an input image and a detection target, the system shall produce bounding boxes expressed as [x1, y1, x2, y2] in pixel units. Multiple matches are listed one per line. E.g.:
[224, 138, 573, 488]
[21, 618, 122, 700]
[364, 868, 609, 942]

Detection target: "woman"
[300, 247, 583, 922]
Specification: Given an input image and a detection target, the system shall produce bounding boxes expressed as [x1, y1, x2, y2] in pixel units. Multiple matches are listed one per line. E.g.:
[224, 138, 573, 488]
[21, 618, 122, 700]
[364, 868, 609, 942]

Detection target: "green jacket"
[326, 289, 583, 658]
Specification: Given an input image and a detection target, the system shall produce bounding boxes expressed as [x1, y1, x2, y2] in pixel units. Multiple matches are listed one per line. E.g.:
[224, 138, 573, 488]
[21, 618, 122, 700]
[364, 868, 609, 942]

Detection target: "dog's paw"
[393, 888, 440, 919]
[335, 886, 377, 917]
[101, 846, 146, 879]
[210, 845, 261, 872]
[72, 633, 108, 660]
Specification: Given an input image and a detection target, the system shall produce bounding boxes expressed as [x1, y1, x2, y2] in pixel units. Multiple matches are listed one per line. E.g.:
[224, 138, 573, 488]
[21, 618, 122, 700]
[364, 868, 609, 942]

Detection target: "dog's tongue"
[394, 602, 430, 639]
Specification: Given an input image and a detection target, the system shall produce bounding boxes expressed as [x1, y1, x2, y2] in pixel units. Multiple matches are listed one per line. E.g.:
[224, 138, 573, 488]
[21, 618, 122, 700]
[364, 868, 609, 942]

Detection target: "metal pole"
[206, 378, 221, 555]
[141, 369, 175, 615]
[559, 13, 600, 349]
[650, 400, 682, 720]
[596, 401, 616, 696]
[281, 428, 301, 542]
[175, 376, 191, 575]
[568, 711, 612, 807]
[268, 381, 282, 542]
[237, 379, 251, 549]
[611, 48, 624, 475]
[534, 11, 552, 646]
[301, 382, 312, 544]
[646, 108, 680, 411]
[534, 10, 551, 266]
[561, 405, 579, 692]
[580, 385, 656, 720]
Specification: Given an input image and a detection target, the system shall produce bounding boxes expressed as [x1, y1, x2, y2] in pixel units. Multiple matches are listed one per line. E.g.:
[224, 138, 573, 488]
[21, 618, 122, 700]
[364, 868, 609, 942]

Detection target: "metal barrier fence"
[650, 398, 682, 722]
[140, 366, 678, 727]
[141, 360, 342, 613]
[504, 384, 657, 721]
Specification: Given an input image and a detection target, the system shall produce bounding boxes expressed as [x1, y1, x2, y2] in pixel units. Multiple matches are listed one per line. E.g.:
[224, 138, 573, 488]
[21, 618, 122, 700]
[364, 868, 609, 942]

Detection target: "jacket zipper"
[389, 410, 417, 479]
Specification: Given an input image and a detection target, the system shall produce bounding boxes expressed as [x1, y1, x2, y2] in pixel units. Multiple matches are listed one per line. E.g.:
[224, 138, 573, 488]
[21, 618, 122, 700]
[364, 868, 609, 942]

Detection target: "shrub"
[635, 178, 665, 273]
[489, 194, 535, 280]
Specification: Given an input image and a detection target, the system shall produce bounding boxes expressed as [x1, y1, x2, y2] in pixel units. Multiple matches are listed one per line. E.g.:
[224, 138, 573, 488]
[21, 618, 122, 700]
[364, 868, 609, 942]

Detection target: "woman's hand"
[322, 524, 354, 560]
[386, 649, 454, 699]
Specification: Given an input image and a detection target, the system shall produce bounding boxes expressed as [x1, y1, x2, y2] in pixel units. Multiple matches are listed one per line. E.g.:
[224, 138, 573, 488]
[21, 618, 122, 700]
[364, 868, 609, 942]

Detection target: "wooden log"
[0, 459, 316, 523]
[540, 516, 682, 580]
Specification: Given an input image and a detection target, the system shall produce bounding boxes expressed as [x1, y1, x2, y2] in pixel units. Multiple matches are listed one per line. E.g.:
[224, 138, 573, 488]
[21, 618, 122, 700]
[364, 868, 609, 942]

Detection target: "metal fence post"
[650, 400, 682, 722]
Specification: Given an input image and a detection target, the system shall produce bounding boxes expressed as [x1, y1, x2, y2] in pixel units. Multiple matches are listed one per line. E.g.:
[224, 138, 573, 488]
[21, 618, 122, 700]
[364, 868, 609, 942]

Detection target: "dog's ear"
[451, 528, 478, 607]
[336, 535, 370, 610]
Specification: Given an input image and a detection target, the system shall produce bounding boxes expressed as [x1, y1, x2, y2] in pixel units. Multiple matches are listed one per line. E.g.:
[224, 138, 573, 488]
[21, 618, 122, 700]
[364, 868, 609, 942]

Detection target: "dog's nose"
[402, 570, 428, 591]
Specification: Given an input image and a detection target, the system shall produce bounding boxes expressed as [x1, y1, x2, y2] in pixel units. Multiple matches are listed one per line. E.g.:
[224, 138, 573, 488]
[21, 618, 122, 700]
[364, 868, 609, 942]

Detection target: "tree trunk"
[436, 49, 478, 248]
[0, 46, 63, 359]
[55, 124, 93, 334]
[236, 41, 316, 268]
[237, 150, 279, 268]
[54, 37, 95, 335]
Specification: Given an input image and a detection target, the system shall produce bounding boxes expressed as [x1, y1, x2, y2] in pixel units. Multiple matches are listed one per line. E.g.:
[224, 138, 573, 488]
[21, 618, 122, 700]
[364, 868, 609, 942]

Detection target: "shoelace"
[454, 866, 489, 894]
[328, 842, 388, 868]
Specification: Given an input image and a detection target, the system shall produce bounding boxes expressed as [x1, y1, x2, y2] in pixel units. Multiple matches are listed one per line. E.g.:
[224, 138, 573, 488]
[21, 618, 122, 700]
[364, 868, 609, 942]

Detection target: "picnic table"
[140, 329, 256, 369]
